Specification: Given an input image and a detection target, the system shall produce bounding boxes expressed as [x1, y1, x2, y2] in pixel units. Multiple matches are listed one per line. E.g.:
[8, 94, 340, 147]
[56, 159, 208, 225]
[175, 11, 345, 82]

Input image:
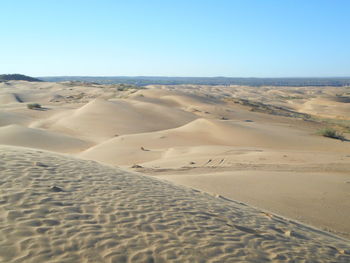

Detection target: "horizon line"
[37, 75, 350, 79]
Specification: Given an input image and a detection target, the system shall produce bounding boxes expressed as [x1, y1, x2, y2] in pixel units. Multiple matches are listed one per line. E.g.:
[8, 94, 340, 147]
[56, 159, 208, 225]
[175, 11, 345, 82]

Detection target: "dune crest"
[45, 98, 197, 142]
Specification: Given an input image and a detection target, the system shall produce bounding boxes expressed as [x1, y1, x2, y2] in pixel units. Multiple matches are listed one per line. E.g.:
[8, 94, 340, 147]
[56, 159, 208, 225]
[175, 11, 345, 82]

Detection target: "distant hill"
[0, 74, 42, 82]
[39, 76, 350, 87]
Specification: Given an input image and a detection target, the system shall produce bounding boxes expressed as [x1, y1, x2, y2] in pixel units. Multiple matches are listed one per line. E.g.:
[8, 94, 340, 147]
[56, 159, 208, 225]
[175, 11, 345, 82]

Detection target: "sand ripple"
[0, 145, 349, 262]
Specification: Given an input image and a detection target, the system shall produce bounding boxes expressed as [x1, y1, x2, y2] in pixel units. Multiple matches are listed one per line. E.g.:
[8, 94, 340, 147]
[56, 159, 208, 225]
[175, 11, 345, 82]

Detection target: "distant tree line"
[39, 76, 350, 87]
[0, 74, 41, 82]
[2, 74, 349, 86]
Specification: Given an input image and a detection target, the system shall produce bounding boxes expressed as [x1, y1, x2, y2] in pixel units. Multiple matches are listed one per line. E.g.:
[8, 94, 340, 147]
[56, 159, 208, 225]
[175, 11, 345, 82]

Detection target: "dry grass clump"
[318, 128, 345, 141]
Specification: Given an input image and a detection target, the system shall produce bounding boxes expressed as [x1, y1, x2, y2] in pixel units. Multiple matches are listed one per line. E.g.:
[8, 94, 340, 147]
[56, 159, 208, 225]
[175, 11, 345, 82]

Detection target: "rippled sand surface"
[0, 145, 349, 262]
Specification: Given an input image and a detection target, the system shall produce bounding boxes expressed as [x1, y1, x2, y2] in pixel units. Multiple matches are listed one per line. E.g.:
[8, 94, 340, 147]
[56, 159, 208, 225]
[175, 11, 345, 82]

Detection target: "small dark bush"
[27, 103, 42, 110]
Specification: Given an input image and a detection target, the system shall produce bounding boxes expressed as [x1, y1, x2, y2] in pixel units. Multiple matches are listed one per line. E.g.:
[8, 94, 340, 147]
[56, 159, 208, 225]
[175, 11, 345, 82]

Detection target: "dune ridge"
[0, 145, 349, 263]
[80, 117, 350, 166]
[36, 98, 197, 142]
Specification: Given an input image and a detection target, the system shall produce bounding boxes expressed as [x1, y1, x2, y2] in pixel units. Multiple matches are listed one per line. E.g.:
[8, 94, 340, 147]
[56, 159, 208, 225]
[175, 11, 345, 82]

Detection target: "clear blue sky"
[1, 0, 349, 77]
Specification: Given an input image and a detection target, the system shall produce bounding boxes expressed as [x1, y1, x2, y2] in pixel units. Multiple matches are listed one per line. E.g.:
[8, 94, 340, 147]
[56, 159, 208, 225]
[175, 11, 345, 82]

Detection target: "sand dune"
[79, 118, 236, 165]
[1, 80, 350, 250]
[0, 145, 349, 263]
[298, 97, 350, 120]
[130, 88, 222, 109]
[0, 124, 91, 153]
[0, 93, 24, 104]
[0, 81, 63, 103]
[0, 111, 33, 127]
[157, 170, 350, 238]
[43, 98, 197, 142]
[80, 117, 349, 166]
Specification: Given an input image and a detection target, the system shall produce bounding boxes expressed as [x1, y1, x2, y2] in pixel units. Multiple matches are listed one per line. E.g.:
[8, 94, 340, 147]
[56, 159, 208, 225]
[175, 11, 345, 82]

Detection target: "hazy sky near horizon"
[1, 0, 349, 77]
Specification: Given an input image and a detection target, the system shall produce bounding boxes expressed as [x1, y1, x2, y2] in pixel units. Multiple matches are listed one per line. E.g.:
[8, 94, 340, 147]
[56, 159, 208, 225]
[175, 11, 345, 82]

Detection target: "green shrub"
[116, 84, 145, 91]
[27, 103, 42, 110]
[318, 128, 345, 141]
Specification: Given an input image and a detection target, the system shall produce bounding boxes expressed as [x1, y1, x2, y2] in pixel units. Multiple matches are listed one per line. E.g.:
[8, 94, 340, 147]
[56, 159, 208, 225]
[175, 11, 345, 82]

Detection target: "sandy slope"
[0, 111, 33, 126]
[0, 93, 23, 104]
[298, 97, 350, 120]
[0, 145, 349, 263]
[45, 98, 196, 142]
[0, 124, 91, 153]
[80, 117, 350, 166]
[156, 170, 350, 238]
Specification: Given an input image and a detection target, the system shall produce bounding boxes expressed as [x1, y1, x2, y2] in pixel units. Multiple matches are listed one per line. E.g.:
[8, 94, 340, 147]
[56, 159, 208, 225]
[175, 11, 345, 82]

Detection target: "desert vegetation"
[27, 103, 42, 110]
[40, 76, 350, 86]
[318, 128, 345, 141]
[0, 74, 41, 82]
[226, 97, 312, 119]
